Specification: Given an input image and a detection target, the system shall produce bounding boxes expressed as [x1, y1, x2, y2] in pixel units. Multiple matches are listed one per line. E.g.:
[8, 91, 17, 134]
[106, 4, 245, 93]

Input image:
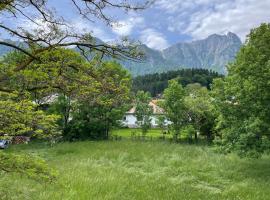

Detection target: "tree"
[0, 48, 95, 94]
[65, 61, 132, 140]
[132, 69, 222, 97]
[212, 23, 270, 157]
[0, 0, 149, 82]
[0, 0, 149, 181]
[157, 115, 167, 137]
[160, 79, 186, 141]
[1, 48, 99, 129]
[0, 92, 60, 141]
[0, 91, 60, 179]
[180, 125, 196, 143]
[48, 95, 73, 132]
[184, 83, 216, 143]
[0, 48, 96, 178]
[135, 91, 153, 136]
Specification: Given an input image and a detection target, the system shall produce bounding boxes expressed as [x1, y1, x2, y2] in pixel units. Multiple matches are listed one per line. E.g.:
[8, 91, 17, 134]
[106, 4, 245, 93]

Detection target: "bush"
[181, 125, 196, 142]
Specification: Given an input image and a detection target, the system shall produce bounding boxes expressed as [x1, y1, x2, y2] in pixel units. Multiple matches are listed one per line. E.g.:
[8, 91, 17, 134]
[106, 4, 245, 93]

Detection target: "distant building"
[121, 100, 171, 128]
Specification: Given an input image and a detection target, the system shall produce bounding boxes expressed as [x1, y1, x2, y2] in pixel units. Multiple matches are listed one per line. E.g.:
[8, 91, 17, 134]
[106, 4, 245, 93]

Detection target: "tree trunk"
[173, 132, 178, 142]
[206, 132, 212, 144]
[194, 131, 198, 143]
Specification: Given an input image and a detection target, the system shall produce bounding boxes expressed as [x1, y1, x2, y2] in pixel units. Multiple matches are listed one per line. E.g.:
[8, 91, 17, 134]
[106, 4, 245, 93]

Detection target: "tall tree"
[212, 23, 270, 157]
[184, 83, 216, 142]
[0, 0, 150, 79]
[1, 48, 98, 136]
[0, 0, 150, 180]
[48, 95, 73, 132]
[135, 91, 153, 136]
[160, 79, 186, 141]
[157, 115, 167, 136]
[0, 48, 94, 178]
[66, 61, 132, 140]
[132, 69, 222, 97]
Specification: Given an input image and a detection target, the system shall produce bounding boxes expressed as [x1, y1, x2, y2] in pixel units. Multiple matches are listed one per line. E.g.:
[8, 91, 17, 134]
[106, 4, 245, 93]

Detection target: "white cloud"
[18, 18, 50, 33]
[155, 0, 270, 41]
[155, 0, 219, 14]
[13, 17, 114, 42]
[71, 19, 113, 42]
[112, 16, 145, 36]
[139, 28, 169, 50]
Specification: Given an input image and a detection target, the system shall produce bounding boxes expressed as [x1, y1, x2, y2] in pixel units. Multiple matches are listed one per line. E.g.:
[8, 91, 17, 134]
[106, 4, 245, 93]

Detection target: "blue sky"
[1, 0, 270, 50]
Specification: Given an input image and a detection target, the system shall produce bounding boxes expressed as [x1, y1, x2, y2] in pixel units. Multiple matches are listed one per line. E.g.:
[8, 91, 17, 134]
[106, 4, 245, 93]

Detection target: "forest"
[132, 68, 222, 96]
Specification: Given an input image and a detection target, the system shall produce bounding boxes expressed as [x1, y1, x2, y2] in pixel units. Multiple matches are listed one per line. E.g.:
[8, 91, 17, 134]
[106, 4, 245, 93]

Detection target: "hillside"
[132, 68, 222, 96]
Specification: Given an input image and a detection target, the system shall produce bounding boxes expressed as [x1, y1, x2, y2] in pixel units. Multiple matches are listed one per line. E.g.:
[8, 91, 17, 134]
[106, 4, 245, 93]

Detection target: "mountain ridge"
[123, 32, 241, 75]
[0, 32, 242, 75]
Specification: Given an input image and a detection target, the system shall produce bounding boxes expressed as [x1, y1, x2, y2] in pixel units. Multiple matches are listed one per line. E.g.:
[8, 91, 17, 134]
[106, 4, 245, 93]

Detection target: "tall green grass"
[112, 128, 166, 138]
[1, 140, 270, 200]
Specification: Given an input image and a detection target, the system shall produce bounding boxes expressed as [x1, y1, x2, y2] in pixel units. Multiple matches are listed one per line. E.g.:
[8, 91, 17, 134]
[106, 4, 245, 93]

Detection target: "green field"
[112, 128, 172, 139]
[1, 139, 270, 199]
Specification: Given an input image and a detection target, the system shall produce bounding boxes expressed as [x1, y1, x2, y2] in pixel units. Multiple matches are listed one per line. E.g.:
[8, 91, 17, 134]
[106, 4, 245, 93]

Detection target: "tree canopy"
[0, 0, 150, 94]
[132, 68, 222, 97]
[63, 61, 132, 140]
[135, 91, 153, 135]
[0, 47, 132, 178]
[160, 79, 186, 140]
[0, 0, 150, 58]
[184, 83, 216, 142]
[212, 23, 270, 157]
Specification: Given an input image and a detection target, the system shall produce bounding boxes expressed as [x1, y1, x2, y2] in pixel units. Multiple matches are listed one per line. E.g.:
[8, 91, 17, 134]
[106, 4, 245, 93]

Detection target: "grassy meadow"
[112, 128, 172, 139]
[1, 133, 270, 200]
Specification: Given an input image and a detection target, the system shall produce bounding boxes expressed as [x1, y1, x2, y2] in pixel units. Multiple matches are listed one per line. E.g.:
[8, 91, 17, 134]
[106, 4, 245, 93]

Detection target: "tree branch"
[0, 41, 36, 59]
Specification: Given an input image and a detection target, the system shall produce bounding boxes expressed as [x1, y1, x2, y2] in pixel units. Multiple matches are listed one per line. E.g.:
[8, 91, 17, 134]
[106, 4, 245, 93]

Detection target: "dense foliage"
[0, 92, 60, 141]
[134, 91, 153, 135]
[0, 0, 147, 183]
[159, 79, 216, 143]
[0, 48, 132, 178]
[184, 83, 216, 143]
[0, 151, 57, 181]
[0, 92, 60, 180]
[64, 61, 132, 140]
[212, 23, 270, 157]
[132, 68, 222, 97]
[1, 48, 131, 141]
[160, 79, 186, 140]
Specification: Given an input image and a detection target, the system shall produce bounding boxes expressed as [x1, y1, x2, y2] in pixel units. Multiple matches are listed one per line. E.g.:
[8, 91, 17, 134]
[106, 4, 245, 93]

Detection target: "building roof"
[126, 100, 164, 114]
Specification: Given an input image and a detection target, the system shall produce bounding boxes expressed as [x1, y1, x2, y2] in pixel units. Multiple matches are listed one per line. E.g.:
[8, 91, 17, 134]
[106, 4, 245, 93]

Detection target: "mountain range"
[122, 32, 242, 75]
[0, 32, 242, 75]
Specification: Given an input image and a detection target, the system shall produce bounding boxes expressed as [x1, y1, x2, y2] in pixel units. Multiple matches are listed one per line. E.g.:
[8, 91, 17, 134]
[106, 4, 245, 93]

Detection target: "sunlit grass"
[1, 140, 270, 200]
[112, 128, 171, 139]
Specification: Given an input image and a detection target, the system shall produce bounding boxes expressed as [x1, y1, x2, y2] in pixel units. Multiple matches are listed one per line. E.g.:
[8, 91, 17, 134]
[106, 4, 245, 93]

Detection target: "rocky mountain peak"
[0, 33, 242, 76]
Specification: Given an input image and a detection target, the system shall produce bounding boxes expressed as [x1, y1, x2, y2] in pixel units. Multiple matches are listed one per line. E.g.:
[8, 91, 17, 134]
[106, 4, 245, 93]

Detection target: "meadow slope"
[1, 140, 270, 200]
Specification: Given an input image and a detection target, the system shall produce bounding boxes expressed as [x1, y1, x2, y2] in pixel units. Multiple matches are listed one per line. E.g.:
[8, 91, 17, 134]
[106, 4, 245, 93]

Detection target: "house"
[122, 100, 171, 128]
